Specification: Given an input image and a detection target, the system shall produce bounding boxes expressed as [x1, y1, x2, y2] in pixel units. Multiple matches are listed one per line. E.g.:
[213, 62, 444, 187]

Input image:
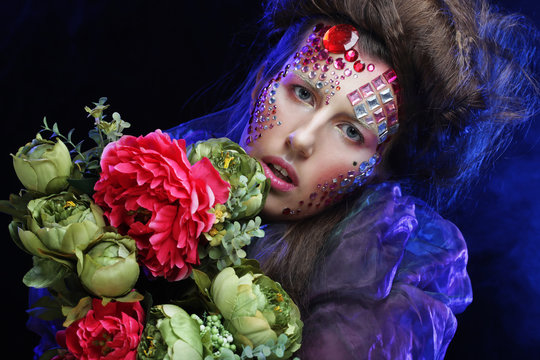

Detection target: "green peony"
[138, 304, 204, 360]
[12, 133, 73, 194]
[188, 138, 269, 220]
[76, 232, 139, 298]
[210, 266, 303, 358]
[17, 192, 105, 268]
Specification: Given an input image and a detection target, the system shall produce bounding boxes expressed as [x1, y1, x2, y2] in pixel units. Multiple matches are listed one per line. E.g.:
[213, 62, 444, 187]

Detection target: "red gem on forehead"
[344, 49, 359, 62]
[322, 24, 359, 54]
[353, 60, 365, 72]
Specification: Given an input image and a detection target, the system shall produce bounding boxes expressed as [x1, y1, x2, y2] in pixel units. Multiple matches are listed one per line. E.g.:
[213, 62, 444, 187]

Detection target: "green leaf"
[67, 128, 75, 142]
[62, 296, 92, 327]
[23, 256, 71, 288]
[114, 290, 144, 303]
[67, 177, 98, 195]
[192, 269, 212, 294]
[52, 122, 60, 136]
[0, 199, 24, 218]
[39, 349, 60, 360]
[27, 295, 63, 321]
[8, 220, 29, 253]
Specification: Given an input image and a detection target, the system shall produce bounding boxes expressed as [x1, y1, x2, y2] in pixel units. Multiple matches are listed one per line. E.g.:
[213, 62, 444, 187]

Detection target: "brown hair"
[246, 0, 538, 306]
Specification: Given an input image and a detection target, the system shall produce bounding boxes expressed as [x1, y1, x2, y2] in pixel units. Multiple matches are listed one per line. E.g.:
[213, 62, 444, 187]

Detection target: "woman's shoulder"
[308, 182, 472, 313]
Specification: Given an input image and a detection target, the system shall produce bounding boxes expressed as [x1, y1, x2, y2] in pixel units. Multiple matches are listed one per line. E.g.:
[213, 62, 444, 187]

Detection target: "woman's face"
[240, 25, 398, 220]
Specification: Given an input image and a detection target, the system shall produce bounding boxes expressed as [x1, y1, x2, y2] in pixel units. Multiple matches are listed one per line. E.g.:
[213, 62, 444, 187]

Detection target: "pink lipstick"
[260, 156, 299, 192]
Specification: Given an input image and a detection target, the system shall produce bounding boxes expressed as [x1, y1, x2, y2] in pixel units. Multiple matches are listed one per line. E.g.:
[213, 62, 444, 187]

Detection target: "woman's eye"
[293, 85, 314, 104]
[337, 123, 364, 143]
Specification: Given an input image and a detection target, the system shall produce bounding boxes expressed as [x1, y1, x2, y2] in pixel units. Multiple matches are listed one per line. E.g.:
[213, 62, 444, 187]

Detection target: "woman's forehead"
[285, 23, 400, 141]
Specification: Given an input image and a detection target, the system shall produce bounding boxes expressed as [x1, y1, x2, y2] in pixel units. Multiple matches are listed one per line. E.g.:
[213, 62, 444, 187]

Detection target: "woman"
[168, 0, 538, 358]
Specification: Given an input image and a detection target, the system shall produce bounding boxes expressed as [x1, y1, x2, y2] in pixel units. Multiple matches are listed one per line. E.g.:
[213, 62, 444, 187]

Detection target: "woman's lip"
[260, 156, 299, 192]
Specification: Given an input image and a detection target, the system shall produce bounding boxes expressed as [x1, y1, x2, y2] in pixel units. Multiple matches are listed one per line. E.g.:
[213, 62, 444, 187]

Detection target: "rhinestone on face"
[308, 71, 317, 79]
[333, 58, 346, 70]
[373, 108, 385, 123]
[378, 121, 387, 134]
[359, 83, 374, 97]
[344, 68, 352, 77]
[359, 161, 368, 172]
[371, 76, 385, 90]
[354, 103, 368, 119]
[383, 68, 397, 83]
[322, 24, 360, 53]
[387, 113, 398, 127]
[347, 90, 362, 106]
[366, 95, 381, 111]
[317, 49, 329, 61]
[353, 60, 365, 72]
[379, 88, 393, 104]
[367, 63, 375, 72]
[384, 100, 397, 115]
[344, 49, 359, 62]
[364, 115, 375, 125]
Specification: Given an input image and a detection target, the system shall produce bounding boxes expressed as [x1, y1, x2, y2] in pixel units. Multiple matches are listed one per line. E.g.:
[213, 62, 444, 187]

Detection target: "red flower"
[93, 130, 230, 281]
[51, 330, 76, 360]
[65, 299, 145, 360]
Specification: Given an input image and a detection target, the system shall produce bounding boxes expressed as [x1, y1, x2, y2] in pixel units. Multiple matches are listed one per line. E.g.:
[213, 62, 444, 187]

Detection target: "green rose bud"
[188, 138, 269, 220]
[210, 266, 303, 356]
[138, 304, 203, 360]
[76, 232, 139, 298]
[12, 133, 72, 194]
[17, 192, 105, 267]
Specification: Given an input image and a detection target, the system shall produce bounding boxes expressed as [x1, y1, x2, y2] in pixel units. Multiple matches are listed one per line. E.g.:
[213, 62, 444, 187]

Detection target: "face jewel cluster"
[245, 65, 292, 145]
[292, 23, 375, 105]
[282, 152, 381, 216]
[347, 68, 400, 144]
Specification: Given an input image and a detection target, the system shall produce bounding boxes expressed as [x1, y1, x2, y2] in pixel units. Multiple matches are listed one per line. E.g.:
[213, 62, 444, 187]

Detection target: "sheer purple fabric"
[249, 182, 472, 360]
[167, 118, 472, 359]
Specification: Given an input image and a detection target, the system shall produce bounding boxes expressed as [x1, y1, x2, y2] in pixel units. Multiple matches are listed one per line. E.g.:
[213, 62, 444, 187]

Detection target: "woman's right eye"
[292, 85, 314, 105]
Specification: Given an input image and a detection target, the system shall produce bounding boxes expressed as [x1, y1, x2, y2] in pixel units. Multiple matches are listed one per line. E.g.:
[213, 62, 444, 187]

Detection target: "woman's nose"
[286, 127, 315, 158]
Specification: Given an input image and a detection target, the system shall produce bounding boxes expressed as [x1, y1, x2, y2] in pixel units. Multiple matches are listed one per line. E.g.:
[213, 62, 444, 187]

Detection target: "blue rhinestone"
[359, 161, 368, 172]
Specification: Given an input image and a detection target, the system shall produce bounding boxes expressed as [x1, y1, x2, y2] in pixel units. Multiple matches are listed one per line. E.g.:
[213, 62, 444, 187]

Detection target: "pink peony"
[51, 330, 76, 360]
[65, 299, 145, 360]
[93, 130, 230, 281]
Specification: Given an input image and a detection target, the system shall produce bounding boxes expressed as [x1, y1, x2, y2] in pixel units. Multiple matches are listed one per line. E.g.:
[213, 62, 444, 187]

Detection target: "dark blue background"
[0, 1, 538, 358]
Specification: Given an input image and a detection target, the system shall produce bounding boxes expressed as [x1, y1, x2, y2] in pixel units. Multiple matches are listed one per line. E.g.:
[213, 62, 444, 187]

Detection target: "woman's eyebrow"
[293, 70, 376, 131]
[292, 71, 320, 95]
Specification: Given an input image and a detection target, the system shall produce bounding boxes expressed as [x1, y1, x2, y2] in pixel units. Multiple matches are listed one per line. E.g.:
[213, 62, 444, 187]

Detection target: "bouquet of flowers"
[1, 98, 302, 360]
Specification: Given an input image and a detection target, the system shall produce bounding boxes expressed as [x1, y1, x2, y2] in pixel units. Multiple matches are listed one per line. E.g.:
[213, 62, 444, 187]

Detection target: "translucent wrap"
[247, 182, 473, 360]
